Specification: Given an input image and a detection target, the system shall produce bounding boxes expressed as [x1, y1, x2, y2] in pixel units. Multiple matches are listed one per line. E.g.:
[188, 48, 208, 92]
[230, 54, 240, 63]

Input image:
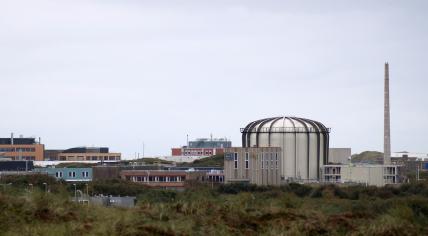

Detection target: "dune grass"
[1, 176, 428, 235]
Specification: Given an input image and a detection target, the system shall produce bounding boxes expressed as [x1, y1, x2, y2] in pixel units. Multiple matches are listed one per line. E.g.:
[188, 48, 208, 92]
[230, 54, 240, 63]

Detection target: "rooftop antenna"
[186, 134, 189, 147]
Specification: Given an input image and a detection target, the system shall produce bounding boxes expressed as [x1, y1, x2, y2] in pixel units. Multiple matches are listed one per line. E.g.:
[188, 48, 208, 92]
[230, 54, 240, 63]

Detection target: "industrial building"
[321, 164, 400, 186]
[321, 63, 401, 187]
[241, 117, 330, 182]
[0, 135, 44, 161]
[45, 147, 121, 161]
[224, 147, 281, 186]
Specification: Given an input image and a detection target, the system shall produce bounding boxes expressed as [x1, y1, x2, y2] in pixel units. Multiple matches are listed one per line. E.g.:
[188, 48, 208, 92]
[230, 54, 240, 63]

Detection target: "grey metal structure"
[241, 116, 330, 182]
[384, 63, 391, 165]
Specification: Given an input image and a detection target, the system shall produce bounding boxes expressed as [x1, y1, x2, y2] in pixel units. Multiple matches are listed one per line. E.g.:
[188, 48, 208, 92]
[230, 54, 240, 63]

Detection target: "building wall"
[171, 147, 224, 157]
[93, 166, 121, 180]
[322, 164, 399, 187]
[171, 148, 182, 156]
[224, 147, 281, 186]
[120, 170, 205, 189]
[56, 153, 121, 161]
[0, 144, 44, 161]
[34, 167, 93, 182]
[328, 148, 351, 164]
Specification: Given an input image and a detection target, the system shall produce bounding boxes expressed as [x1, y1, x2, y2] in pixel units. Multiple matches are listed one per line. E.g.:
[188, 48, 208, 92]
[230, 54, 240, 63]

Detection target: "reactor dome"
[241, 116, 330, 182]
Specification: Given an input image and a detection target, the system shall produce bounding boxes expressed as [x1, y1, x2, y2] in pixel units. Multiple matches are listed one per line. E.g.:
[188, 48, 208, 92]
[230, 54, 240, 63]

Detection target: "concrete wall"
[224, 147, 281, 186]
[322, 164, 399, 187]
[328, 148, 351, 164]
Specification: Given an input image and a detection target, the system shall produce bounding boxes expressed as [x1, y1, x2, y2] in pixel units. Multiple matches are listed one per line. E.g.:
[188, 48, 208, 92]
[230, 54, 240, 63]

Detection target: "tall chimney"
[11, 133, 14, 145]
[384, 62, 391, 164]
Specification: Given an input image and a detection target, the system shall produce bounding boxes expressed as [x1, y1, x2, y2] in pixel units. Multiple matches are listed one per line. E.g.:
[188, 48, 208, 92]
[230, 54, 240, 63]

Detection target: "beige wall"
[224, 147, 281, 186]
[57, 153, 121, 161]
[323, 164, 399, 187]
[328, 148, 351, 164]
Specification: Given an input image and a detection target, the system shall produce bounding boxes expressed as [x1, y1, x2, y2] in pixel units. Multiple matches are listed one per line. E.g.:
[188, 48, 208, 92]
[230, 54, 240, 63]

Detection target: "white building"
[322, 164, 400, 187]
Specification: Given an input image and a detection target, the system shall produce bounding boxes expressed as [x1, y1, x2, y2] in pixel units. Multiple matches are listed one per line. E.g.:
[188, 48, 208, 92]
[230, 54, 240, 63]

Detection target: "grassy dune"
[1, 176, 428, 235]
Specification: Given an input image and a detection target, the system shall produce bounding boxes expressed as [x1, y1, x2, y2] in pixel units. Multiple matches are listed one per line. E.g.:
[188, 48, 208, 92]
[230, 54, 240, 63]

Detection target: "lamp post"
[42, 183, 47, 194]
[73, 184, 77, 203]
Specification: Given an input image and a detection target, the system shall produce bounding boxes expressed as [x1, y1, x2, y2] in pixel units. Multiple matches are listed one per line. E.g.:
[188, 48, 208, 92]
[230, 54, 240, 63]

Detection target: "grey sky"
[1, 0, 427, 158]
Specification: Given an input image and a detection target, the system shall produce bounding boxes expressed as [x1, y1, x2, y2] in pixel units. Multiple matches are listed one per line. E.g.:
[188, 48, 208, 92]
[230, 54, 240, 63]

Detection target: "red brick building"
[171, 138, 231, 157]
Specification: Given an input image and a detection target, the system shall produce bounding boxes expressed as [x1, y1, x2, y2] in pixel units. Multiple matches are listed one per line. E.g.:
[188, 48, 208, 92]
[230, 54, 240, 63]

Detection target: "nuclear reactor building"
[240, 117, 330, 182]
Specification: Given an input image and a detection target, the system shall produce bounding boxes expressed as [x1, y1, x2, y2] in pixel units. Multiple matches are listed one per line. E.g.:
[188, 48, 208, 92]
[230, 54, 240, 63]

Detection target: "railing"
[240, 127, 330, 133]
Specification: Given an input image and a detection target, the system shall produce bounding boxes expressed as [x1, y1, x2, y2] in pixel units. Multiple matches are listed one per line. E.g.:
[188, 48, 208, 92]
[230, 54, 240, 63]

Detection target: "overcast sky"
[1, 0, 427, 158]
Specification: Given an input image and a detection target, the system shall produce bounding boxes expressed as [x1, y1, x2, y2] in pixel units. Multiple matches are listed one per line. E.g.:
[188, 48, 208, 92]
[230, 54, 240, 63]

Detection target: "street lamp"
[73, 184, 77, 203]
[42, 183, 47, 194]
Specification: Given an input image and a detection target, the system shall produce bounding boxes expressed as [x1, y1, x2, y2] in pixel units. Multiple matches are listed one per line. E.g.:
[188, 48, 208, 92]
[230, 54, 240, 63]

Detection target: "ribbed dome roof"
[241, 116, 330, 134]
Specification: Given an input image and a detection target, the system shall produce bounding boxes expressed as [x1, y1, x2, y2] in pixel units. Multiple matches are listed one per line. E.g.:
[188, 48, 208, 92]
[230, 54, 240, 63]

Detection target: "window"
[245, 152, 249, 169]
[72, 172, 76, 177]
[271, 153, 274, 169]
[261, 154, 264, 169]
[275, 153, 279, 169]
[234, 153, 238, 169]
[265, 153, 269, 169]
[82, 171, 89, 178]
[56, 172, 63, 178]
[68, 172, 72, 177]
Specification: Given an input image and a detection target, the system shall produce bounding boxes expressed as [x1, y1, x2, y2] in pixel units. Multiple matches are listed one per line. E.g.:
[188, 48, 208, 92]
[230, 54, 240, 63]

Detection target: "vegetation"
[1, 175, 428, 235]
[351, 151, 383, 164]
[54, 162, 98, 168]
[178, 154, 224, 167]
[122, 158, 173, 165]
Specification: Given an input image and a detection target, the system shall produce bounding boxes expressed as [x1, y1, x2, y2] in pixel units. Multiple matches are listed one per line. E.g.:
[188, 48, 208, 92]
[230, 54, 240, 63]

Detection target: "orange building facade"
[0, 137, 44, 161]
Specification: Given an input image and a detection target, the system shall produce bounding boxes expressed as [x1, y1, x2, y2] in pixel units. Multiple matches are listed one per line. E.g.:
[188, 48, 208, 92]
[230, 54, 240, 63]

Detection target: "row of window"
[4, 156, 35, 160]
[233, 152, 279, 170]
[55, 171, 90, 178]
[183, 151, 213, 155]
[58, 156, 120, 161]
[0, 148, 36, 152]
[129, 176, 184, 182]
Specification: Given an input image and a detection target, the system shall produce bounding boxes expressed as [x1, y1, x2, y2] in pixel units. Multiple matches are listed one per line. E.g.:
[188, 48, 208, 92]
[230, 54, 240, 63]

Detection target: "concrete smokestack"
[384, 62, 391, 164]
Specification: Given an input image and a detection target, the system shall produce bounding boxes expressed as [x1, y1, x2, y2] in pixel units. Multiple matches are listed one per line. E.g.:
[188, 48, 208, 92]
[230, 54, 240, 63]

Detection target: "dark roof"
[0, 138, 36, 145]
[62, 147, 109, 153]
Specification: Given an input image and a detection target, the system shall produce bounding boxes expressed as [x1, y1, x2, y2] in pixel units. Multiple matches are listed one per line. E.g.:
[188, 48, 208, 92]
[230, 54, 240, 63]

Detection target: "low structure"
[322, 164, 400, 186]
[90, 196, 136, 208]
[0, 160, 34, 171]
[224, 147, 281, 186]
[171, 137, 231, 157]
[205, 169, 224, 184]
[120, 170, 205, 189]
[46, 147, 121, 161]
[75, 195, 136, 208]
[34, 167, 92, 182]
[0, 135, 44, 161]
